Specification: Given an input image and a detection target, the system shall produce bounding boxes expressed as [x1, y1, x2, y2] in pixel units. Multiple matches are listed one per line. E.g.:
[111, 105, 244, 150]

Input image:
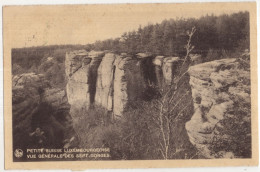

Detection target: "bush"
[73, 106, 123, 160]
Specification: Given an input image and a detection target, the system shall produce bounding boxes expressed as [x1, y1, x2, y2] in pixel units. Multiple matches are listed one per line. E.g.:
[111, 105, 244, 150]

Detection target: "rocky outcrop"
[185, 58, 251, 158]
[65, 50, 89, 77]
[95, 53, 116, 111]
[93, 53, 147, 116]
[162, 57, 181, 84]
[65, 50, 183, 117]
[66, 50, 104, 114]
[113, 55, 146, 116]
[153, 56, 183, 87]
[137, 53, 157, 86]
[64, 50, 251, 158]
[153, 56, 165, 88]
[12, 73, 76, 159]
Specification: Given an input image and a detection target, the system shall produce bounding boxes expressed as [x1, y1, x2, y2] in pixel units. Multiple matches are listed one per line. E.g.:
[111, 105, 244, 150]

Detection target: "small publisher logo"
[14, 149, 23, 158]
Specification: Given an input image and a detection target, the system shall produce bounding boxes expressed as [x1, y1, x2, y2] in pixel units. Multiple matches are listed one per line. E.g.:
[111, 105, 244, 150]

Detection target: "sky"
[3, 3, 252, 48]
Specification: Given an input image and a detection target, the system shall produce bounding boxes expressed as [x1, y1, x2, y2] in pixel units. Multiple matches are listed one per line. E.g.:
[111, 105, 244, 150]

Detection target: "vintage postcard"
[3, 2, 258, 170]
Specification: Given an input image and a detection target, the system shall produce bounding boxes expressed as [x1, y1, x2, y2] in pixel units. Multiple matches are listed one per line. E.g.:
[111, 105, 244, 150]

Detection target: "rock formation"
[185, 58, 251, 158]
[153, 56, 165, 87]
[66, 50, 183, 117]
[95, 53, 117, 111]
[113, 55, 146, 116]
[137, 53, 157, 86]
[95, 53, 147, 116]
[66, 50, 104, 115]
[65, 49, 251, 158]
[12, 73, 76, 158]
[162, 57, 181, 84]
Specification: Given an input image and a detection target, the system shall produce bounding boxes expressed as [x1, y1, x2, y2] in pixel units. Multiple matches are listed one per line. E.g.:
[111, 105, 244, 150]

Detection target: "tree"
[151, 24, 164, 55]
[155, 27, 196, 159]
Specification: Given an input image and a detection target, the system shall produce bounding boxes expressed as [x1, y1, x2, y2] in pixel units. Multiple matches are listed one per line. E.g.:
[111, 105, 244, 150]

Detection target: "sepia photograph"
[3, 1, 258, 170]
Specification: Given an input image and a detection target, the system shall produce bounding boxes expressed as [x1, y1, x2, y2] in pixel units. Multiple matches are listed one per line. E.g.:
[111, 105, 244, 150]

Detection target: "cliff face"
[65, 50, 251, 158]
[66, 50, 104, 111]
[185, 58, 251, 158]
[95, 53, 116, 112]
[94, 53, 147, 116]
[65, 50, 181, 118]
[113, 55, 149, 116]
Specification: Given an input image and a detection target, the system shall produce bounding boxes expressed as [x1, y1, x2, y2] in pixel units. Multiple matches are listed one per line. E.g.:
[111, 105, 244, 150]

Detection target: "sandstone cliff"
[65, 50, 251, 159]
[185, 58, 251, 158]
[113, 54, 146, 116]
[95, 53, 116, 112]
[65, 50, 182, 118]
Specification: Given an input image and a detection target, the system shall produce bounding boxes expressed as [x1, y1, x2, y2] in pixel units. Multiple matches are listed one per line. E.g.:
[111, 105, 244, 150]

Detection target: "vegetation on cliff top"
[89, 11, 249, 56]
[12, 11, 249, 88]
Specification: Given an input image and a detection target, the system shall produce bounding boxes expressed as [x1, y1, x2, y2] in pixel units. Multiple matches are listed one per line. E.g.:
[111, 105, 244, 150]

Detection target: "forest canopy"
[12, 11, 249, 82]
[88, 11, 249, 56]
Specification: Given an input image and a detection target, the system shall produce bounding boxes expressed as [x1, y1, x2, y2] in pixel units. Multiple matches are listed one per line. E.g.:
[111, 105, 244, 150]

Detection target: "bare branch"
[168, 91, 190, 114]
[180, 26, 196, 72]
[153, 26, 196, 160]
[170, 101, 192, 121]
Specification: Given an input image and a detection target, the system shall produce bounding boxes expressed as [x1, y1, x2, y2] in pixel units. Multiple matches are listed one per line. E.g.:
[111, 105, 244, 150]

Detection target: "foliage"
[75, 98, 196, 160]
[89, 11, 249, 57]
[12, 11, 249, 89]
[73, 106, 123, 160]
